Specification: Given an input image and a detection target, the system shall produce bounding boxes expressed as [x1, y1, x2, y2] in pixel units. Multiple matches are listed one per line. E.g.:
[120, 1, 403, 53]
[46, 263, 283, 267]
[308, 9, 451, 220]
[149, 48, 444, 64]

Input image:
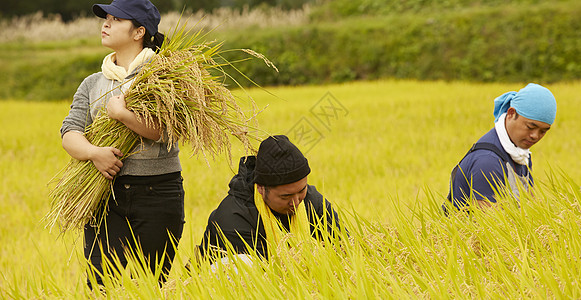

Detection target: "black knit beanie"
[254, 135, 311, 186]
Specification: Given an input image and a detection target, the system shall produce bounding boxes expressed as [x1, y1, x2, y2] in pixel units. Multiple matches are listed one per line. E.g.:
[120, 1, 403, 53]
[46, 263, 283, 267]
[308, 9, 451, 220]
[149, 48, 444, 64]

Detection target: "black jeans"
[84, 172, 185, 288]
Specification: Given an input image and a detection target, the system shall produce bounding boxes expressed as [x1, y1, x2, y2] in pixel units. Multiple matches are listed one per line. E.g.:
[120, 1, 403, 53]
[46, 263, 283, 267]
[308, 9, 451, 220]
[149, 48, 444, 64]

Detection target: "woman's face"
[100, 14, 140, 50]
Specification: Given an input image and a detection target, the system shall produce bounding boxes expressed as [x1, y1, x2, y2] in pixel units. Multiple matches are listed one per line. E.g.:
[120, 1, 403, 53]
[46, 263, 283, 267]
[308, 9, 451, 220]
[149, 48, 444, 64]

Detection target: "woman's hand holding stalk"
[62, 131, 124, 180]
[107, 93, 162, 141]
[89, 146, 124, 180]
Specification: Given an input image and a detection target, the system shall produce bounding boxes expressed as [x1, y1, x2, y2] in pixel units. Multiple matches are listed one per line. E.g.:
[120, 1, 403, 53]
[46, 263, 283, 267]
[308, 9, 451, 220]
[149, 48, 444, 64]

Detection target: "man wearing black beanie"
[199, 135, 342, 260]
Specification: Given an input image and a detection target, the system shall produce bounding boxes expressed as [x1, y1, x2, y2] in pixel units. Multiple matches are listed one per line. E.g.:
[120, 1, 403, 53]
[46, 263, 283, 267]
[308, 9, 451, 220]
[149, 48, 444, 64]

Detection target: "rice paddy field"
[1, 79, 581, 298]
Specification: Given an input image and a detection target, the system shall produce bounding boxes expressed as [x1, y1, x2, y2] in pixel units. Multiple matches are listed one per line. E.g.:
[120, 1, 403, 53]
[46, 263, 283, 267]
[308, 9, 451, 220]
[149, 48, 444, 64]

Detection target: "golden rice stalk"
[45, 23, 273, 233]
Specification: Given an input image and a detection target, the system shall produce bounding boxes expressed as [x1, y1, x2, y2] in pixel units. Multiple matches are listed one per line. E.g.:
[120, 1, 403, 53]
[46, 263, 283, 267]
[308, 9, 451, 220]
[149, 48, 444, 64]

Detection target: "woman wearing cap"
[60, 0, 184, 287]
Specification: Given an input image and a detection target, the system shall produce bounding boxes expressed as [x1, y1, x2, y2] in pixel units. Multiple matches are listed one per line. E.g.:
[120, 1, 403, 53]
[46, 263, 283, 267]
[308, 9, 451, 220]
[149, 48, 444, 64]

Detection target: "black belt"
[115, 171, 181, 185]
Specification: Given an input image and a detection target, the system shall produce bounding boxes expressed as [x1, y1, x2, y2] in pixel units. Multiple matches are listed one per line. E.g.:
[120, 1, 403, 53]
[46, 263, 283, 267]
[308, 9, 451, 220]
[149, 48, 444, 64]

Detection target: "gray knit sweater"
[60, 71, 181, 176]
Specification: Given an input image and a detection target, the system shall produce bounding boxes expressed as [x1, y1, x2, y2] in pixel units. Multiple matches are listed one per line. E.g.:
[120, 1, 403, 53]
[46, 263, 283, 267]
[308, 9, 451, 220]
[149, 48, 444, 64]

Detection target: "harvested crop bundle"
[46, 25, 274, 233]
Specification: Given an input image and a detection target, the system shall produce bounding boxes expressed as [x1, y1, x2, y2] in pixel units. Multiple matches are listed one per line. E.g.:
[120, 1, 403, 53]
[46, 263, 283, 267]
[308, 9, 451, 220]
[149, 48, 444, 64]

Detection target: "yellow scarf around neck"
[101, 48, 155, 82]
[253, 184, 310, 257]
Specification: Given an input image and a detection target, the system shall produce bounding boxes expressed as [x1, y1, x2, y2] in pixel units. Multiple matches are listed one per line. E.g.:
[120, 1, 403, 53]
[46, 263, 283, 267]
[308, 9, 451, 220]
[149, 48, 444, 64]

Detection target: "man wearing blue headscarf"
[444, 83, 557, 212]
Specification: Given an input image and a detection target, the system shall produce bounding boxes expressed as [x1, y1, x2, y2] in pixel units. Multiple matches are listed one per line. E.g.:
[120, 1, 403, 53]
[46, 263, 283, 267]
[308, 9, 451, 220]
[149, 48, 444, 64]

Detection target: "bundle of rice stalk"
[46, 23, 274, 233]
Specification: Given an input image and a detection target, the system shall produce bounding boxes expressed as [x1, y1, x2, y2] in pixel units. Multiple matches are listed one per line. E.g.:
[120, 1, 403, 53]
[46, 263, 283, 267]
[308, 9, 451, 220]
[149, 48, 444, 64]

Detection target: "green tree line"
[1, 0, 580, 100]
[210, 0, 581, 87]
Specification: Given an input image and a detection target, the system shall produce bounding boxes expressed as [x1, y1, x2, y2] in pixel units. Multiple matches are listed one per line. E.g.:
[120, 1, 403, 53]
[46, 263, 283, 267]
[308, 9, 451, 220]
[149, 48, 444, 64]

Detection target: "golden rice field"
[1, 79, 581, 298]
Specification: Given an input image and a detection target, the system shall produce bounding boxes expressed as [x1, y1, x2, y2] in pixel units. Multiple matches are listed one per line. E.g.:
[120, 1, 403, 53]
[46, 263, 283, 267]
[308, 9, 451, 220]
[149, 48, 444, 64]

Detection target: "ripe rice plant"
[71, 172, 581, 298]
[2, 80, 581, 299]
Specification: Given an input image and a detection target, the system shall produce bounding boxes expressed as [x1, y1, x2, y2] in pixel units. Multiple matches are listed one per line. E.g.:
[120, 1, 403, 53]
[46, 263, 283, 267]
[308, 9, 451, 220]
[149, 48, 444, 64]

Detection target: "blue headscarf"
[493, 83, 557, 125]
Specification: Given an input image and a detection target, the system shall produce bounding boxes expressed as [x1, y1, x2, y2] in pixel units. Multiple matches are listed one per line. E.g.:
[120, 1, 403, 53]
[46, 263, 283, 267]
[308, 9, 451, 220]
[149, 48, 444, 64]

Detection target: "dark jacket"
[451, 128, 532, 208]
[199, 156, 342, 259]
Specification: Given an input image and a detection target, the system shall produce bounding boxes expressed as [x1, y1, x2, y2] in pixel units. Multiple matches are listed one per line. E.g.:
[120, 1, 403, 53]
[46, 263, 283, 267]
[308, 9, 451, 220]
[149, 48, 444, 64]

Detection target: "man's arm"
[461, 156, 507, 206]
[305, 185, 344, 237]
[199, 206, 267, 259]
[322, 198, 344, 235]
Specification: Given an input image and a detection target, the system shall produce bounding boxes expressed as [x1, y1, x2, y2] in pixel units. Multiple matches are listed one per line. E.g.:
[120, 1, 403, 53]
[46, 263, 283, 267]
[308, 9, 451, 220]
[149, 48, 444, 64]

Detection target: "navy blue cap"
[93, 0, 160, 36]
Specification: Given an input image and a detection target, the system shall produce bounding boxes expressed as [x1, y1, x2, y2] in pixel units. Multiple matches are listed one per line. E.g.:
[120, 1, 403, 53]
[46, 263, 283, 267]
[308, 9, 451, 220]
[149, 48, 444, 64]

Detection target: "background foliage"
[1, 0, 580, 100]
[222, 0, 581, 86]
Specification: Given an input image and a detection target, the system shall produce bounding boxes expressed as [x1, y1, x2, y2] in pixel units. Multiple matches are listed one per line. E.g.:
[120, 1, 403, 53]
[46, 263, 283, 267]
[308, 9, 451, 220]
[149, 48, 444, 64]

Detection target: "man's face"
[505, 108, 551, 149]
[258, 176, 308, 215]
